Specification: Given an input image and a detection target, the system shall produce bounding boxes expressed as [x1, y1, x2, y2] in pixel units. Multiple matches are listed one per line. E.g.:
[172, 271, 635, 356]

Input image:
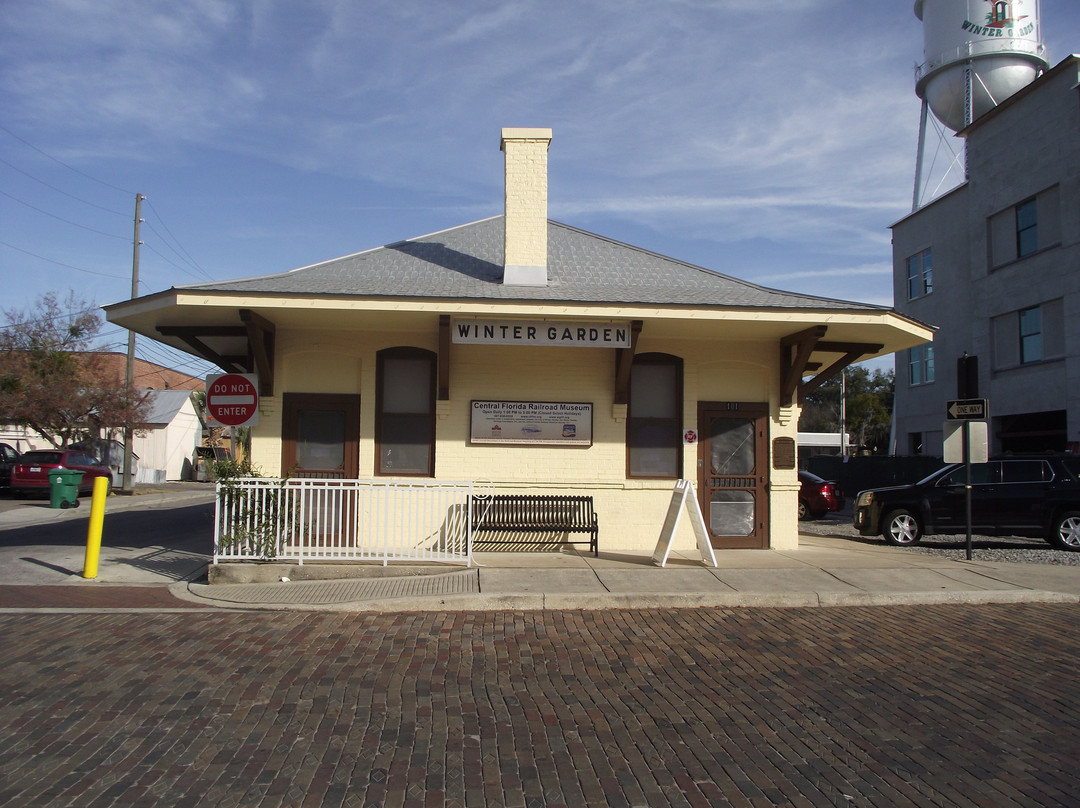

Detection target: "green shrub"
[215, 463, 292, 559]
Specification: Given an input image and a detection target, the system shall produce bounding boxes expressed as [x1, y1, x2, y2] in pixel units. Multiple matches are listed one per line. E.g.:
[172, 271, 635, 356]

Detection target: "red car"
[799, 470, 845, 521]
[11, 449, 113, 499]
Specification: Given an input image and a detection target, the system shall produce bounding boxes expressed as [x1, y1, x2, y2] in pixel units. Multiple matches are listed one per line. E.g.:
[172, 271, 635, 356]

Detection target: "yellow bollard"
[83, 475, 110, 579]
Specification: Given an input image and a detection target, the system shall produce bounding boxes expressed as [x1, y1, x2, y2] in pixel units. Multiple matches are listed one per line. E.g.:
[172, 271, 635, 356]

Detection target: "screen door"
[698, 402, 769, 549]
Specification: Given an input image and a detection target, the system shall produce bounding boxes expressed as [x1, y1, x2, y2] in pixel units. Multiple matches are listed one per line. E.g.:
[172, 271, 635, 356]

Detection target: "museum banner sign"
[470, 401, 593, 446]
[453, 319, 632, 348]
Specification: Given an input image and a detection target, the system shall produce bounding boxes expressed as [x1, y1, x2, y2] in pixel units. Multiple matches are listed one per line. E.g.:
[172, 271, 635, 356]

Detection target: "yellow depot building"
[106, 128, 931, 560]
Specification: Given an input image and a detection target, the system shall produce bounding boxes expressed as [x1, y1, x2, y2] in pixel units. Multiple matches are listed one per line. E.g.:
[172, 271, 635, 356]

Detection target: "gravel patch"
[800, 511, 1080, 566]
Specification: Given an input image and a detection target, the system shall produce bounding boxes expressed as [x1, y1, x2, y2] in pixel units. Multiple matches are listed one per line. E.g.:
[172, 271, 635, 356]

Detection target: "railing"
[916, 38, 1047, 85]
[214, 478, 477, 566]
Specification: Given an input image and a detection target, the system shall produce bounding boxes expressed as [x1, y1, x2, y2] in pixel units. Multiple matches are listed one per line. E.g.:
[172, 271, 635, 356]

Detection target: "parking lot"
[799, 507, 1080, 566]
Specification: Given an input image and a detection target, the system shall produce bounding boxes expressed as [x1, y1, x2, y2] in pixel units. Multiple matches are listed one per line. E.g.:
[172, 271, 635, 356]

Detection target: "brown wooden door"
[698, 402, 769, 549]
[282, 394, 360, 478]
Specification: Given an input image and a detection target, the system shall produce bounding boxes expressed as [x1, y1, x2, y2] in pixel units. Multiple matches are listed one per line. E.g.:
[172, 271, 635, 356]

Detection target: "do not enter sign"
[205, 373, 259, 427]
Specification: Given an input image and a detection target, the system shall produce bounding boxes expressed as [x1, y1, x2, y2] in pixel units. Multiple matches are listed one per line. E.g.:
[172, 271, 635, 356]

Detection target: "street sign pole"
[964, 422, 973, 561]
[945, 395, 989, 561]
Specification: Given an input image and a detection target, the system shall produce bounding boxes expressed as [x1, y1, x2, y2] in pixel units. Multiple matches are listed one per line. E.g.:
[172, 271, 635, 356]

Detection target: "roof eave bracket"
[156, 310, 276, 396]
[240, 309, 276, 397]
[780, 326, 827, 406]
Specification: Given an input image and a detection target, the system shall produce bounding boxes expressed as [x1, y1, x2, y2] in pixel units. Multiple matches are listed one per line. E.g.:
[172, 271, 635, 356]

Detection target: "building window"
[989, 188, 1059, 269]
[907, 248, 933, 299]
[908, 344, 934, 386]
[1019, 306, 1042, 364]
[1016, 197, 1037, 258]
[627, 353, 682, 478]
[376, 347, 436, 476]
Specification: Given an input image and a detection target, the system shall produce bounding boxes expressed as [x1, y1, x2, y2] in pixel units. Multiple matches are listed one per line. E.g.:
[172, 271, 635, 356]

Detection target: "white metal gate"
[214, 479, 476, 566]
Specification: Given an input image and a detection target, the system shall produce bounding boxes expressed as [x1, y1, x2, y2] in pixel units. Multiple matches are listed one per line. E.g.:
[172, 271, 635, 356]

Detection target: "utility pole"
[122, 193, 144, 493]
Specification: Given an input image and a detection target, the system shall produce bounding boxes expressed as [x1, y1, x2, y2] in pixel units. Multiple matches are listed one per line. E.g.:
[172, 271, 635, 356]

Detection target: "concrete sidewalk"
[4, 486, 1079, 612]
[181, 535, 1080, 612]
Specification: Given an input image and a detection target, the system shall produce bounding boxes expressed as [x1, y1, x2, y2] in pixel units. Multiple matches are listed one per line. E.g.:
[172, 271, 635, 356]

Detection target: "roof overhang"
[105, 289, 934, 401]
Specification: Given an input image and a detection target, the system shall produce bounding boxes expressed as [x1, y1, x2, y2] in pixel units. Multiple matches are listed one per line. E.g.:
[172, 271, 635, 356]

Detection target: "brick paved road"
[0, 585, 203, 609]
[2, 605, 1079, 807]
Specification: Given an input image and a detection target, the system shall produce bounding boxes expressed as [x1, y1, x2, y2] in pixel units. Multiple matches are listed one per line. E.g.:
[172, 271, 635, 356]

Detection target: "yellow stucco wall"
[249, 325, 802, 553]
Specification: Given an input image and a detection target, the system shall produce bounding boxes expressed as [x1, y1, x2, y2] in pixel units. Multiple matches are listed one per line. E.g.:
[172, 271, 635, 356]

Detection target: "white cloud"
[3, 0, 1078, 315]
[758, 263, 891, 283]
[441, 1, 531, 44]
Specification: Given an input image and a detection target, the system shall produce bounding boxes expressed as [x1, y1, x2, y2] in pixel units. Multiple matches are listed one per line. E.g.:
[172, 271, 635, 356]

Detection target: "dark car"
[853, 455, 1080, 550]
[798, 470, 845, 521]
[11, 450, 113, 499]
[0, 442, 20, 488]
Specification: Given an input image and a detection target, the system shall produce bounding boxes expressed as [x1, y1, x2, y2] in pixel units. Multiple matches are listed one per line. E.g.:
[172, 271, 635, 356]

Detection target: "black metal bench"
[469, 494, 598, 556]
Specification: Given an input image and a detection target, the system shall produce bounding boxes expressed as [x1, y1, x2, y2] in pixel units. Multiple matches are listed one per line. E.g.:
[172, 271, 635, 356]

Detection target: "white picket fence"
[213, 478, 478, 566]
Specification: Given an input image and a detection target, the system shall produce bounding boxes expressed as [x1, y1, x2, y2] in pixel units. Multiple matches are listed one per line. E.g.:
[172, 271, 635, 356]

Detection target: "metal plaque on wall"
[772, 437, 796, 470]
[470, 401, 593, 446]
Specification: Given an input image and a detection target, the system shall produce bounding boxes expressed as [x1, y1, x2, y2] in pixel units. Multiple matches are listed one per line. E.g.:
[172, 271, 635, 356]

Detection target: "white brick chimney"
[500, 127, 552, 286]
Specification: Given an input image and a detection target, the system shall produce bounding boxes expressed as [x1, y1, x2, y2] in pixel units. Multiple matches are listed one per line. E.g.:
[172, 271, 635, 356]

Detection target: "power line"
[99, 326, 216, 371]
[0, 304, 213, 375]
[0, 239, 127, 280]
[141, 234, 217, 284]
[0, 156, 129, 217]
[0, 124, 136, 196]
[0, 189, 129, 240]
[0, 304, 102, 332]
[1, 129, 217, 300]
[141, 242, 211, 284]
[144, 199, 213, 280]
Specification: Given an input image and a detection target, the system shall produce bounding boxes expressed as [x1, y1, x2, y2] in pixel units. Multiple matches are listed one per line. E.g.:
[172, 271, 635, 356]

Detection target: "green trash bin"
[49, 469, 84, 509]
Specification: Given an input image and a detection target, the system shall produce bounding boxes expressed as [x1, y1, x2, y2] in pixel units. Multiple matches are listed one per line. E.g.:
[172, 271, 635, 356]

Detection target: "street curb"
[173, 586, 1080, 613]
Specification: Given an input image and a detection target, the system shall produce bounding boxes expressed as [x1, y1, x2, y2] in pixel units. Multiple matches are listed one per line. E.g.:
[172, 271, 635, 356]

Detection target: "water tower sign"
[914, 0, 1048, 132]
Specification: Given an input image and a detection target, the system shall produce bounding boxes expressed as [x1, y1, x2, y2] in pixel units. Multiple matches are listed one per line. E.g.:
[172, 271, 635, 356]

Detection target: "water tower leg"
[964, 63, 973, 179]
[912, 98, 929, 212]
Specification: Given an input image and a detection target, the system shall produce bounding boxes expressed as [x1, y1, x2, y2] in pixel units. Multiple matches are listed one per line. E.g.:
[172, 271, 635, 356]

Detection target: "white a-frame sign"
[651, 480, 718, 567]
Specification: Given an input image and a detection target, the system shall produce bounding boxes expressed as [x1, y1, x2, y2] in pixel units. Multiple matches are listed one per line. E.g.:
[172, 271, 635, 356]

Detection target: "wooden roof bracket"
[798, 341, 884, 401]
[156, 324, 248, 373]
[156, 309, 277, 396]
[438, 314, 451, 401]
[613, 320, 644, 405]
[780, 325, 827, 406]
[239, 309, 276, 397]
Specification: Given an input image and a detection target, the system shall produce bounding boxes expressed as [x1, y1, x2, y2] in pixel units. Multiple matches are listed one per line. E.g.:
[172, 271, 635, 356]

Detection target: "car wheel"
[883, 509, 923, 546]
[798, 499, 811, 521]
[1049, 511, 1080, 551]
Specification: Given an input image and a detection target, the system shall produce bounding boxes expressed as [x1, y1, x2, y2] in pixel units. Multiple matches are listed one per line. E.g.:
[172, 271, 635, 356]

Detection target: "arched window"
[626, 353, 682, 478]
[376, 347, 436, 476]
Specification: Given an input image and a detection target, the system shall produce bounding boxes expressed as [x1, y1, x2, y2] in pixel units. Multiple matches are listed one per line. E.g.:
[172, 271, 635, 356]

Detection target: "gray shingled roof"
[179, 216, 882, 312]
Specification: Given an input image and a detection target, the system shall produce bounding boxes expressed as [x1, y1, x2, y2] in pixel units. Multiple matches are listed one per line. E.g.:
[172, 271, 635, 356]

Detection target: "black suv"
[853, 455, 1080, 551]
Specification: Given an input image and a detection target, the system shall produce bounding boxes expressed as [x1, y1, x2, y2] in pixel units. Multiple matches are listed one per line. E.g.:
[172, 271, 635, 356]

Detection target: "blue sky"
[2, 0, 1077, 379]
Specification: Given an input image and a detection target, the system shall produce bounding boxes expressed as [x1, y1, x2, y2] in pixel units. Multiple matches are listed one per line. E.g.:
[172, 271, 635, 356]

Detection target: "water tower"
[912, 0, 1049, 209]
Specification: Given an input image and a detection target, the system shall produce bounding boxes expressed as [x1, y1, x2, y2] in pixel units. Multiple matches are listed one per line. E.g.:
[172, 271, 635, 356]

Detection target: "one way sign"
[946, 398, 988, 420]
